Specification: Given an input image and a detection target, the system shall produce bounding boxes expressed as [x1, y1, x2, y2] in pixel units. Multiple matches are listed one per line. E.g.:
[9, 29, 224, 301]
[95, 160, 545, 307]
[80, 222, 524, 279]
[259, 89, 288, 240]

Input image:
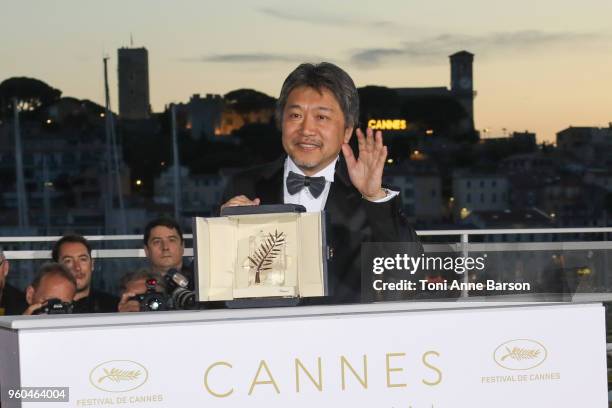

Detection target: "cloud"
[182, 52, 320, 64]
[350, 30, 605, 68]
[259, 7, 352, 26]
[258, 7, 401, 30]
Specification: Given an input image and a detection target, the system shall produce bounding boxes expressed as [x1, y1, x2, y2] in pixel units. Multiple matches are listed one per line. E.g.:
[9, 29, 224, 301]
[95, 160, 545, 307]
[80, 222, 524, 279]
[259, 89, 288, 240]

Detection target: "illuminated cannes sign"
[368, 119, 407, 130]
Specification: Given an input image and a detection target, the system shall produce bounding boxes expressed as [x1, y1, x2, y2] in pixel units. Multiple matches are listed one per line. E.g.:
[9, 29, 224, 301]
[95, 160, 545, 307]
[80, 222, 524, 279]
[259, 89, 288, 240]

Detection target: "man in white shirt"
[221, 62, 420, 303]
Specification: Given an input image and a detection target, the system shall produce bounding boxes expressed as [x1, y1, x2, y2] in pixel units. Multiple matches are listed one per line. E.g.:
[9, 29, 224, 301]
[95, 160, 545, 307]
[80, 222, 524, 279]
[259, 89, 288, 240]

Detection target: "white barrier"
[0, 301, 607, 407]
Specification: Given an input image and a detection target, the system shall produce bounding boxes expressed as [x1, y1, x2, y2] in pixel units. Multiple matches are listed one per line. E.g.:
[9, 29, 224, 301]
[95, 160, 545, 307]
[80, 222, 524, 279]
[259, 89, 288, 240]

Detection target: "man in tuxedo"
[221, 62, 420, 304]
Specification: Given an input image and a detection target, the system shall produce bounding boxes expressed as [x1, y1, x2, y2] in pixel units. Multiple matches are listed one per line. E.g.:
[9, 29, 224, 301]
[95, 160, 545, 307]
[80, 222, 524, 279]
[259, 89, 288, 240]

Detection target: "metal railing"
[2, 227, 611, 299]
[1, 227, 611, 259]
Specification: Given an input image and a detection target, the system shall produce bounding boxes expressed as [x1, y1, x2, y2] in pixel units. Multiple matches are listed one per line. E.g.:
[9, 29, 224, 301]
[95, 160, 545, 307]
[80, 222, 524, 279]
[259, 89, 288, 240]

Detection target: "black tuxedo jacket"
[221, 156, 421, 304]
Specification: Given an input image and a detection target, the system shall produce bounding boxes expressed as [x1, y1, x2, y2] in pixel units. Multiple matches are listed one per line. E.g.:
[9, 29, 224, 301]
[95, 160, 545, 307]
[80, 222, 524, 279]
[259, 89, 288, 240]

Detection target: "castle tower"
[450, 50, 474, 130]
[118, 47, 151, 120]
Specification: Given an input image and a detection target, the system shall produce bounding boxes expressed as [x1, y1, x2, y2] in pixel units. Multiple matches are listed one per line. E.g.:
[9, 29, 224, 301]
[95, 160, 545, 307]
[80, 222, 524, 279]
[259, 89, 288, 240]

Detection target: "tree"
[0, 77, 62, 117]
[224, 89, 276, 114]
[233, 123, 283, 163]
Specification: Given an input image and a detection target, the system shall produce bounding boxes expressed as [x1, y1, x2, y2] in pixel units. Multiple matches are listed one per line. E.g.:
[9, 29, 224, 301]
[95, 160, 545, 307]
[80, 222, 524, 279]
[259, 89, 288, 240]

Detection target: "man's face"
[282, 86, 353, 176]
[26, 274, 76, 305]
[144, 226, 184, 273]
[58, 242, 93, 293]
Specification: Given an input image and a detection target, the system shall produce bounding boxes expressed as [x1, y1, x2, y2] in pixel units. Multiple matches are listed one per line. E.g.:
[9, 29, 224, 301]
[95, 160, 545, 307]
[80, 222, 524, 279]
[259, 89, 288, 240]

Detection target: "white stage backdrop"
[6, 303, 608, 407]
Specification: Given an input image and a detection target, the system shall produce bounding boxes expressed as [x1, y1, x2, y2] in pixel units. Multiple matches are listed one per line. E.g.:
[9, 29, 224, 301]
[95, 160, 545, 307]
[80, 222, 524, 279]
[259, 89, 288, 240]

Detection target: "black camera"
[130, 278, 169, 311]
[33, 298, 74, 315]
[129, 271, 196, 312]
[164, 269, 196, 310]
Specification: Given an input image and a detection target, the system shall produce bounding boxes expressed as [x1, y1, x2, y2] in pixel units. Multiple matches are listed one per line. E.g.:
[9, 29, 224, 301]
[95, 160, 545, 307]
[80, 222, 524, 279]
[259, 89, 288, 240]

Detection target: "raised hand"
[341, 127, 387, 201]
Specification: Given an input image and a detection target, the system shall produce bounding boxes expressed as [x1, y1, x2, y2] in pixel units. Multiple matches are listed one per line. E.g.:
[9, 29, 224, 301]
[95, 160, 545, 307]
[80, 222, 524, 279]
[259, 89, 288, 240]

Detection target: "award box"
[192, 205, 329, 301]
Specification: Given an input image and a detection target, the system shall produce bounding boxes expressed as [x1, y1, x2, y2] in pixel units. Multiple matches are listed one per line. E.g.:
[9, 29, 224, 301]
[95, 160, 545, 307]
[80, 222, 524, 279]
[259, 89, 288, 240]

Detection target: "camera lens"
[148, 299, 163, 311]
[141, 293, 168, 311]
[172, 288, 196, 310]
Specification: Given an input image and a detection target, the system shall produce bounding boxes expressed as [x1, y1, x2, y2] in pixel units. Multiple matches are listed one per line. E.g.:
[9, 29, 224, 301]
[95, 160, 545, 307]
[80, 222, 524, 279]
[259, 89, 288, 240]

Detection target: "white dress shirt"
[283, 156, 398, 212]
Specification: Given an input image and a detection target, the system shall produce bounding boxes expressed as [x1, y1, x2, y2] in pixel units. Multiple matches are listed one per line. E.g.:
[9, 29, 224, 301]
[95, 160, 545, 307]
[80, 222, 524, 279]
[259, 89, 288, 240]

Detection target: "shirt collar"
[285, 156, 337, 183]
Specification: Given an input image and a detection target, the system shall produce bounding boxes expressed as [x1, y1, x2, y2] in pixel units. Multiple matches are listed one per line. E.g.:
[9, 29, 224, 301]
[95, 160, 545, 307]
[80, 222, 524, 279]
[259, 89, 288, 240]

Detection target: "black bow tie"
[286, 171, 327, 198]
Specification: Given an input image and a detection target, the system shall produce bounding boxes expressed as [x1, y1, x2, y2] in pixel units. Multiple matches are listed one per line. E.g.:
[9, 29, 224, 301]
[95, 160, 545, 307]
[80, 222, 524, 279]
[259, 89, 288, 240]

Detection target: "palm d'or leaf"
[248, 230, 286, 276]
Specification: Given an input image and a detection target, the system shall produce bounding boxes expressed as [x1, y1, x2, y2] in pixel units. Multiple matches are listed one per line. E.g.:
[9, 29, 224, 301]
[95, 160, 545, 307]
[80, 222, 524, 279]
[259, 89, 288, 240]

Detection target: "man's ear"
[143, 245, 150, 258]
[343, 126, 354, 144]
[26, 286, 35, 305]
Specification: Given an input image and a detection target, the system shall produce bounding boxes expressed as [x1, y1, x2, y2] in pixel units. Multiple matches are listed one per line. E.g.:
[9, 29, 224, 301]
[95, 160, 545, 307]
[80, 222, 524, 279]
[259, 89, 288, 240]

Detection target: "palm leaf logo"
[98, 368, 141, 383]
[248, 230, 285, 284]
[500, 347, 540, 361]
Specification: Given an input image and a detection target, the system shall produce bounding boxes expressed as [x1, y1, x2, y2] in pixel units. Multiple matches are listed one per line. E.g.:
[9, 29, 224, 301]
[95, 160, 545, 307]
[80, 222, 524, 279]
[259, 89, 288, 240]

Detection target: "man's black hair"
[51, 234, 92, 262]
[275, 62, 360, 129]
[143, 217, 184, 245]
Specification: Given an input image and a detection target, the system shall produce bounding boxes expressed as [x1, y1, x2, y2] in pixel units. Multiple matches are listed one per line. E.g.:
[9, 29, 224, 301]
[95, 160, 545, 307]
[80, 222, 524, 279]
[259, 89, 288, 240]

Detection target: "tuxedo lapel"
[325, 156, 360, 219]
[254, 156, 285, 204]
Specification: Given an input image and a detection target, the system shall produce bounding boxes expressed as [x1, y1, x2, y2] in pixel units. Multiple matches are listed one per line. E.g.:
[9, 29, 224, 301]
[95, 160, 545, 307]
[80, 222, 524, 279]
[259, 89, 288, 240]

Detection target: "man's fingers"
[375, 130, 383, 149]
[118, 292, 140, 313]
[365, 127, 374, 151]
[342, 144, 357, 169]
[376, 145, 388, 169]
[356, 128, 366, 153]
[221, 195, 261, 209]
[22, 303, 42, 316]
[375, 131, 386, 157]
[351, 128, 387, 166]
[232, 195, 257, 205]
[118, 292, 134, 305]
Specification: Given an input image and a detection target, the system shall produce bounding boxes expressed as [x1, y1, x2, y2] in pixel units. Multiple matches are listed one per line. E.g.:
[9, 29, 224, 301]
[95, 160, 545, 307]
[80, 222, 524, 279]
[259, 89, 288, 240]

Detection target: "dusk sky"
[2, 0, 611, 142]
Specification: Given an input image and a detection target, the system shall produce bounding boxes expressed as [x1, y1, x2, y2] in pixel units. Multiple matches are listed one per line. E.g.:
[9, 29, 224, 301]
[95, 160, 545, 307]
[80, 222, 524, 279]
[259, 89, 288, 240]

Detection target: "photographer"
[117, 269, 164, 313]
[117, 267, 197, 313]
[23, 263, 76, 315]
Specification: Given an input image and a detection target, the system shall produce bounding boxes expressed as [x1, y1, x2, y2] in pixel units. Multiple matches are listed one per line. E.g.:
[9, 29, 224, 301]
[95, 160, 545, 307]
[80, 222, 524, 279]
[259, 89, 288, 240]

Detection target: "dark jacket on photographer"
[72, 290, 119, 314]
